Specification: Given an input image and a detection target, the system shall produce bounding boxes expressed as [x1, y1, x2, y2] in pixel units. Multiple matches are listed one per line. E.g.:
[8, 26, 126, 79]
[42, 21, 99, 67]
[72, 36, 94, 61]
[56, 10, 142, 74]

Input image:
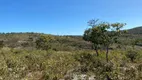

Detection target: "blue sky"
[0, 0, 142, 35]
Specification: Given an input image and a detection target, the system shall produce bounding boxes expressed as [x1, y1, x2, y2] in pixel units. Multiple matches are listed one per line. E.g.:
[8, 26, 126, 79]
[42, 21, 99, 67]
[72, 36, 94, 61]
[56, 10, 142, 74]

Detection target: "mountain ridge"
[127, 26, 142, 34]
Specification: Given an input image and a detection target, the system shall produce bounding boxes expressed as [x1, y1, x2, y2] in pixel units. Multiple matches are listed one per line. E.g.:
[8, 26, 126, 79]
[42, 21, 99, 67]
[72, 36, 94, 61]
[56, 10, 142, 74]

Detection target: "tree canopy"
[83, 19, 126, 61]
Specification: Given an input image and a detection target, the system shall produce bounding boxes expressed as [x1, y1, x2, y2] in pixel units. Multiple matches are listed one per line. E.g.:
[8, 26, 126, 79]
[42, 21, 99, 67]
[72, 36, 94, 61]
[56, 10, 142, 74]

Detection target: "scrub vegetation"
[0, 21, 142, 80]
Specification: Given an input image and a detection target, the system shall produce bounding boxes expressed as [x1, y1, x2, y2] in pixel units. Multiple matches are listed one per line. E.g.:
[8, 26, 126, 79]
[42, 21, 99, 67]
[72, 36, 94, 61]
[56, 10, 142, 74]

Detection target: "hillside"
[127, 26, 142, 34]
[0, 33, 92, 51]
[0, 26, 142, 51]
[0, 27, 142, 80]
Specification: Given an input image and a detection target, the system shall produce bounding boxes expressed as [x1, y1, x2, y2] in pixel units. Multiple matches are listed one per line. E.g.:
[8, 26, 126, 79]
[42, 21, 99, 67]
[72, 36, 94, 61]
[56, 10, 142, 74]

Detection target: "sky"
[0, 0, 142, 35]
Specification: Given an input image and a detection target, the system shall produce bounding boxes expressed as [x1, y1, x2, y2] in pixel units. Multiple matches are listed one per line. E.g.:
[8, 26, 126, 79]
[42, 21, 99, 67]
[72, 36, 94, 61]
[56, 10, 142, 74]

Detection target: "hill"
[0, 33, 92, 51]
[0, 27, 142, 80]
[127, 26, 142, 34]
[0, 26, 142, 50]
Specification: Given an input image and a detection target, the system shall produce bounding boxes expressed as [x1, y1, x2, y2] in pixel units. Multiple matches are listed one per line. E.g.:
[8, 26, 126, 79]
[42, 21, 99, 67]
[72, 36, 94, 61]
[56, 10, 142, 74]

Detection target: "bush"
[74, 52, 94, 72]
[0, 40, 4, 49]
[74, 52, 107, 74]
[126, 50, 138, 62]
[35, 35, 54, 50]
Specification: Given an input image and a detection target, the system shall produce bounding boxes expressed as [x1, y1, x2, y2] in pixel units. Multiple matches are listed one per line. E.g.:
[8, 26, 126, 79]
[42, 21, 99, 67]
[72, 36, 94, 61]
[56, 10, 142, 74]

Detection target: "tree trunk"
[106, 46, 109, 62]
[95, 46, 99, 56]
[106, 74, 112, 80]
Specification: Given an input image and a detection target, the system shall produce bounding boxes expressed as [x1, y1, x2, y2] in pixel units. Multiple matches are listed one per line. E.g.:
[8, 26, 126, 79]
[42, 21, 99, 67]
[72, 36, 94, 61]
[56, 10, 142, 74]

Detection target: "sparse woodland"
[0, 21, 142, 80]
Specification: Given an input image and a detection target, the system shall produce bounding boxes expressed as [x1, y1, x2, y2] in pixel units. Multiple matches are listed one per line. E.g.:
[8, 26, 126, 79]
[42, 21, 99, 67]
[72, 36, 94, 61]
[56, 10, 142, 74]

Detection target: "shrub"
[74, 52, 107, 74]
[0, 40, 4, 49]
[35, 35, 54, 50]
[126, 50, 138, 62]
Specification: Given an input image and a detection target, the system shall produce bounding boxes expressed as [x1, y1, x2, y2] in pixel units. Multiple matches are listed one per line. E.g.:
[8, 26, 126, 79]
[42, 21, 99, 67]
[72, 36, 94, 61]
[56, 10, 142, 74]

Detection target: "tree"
[102, 22, 126, 62]
[83, 19, 126, 62]
[83, 27, 101, 56]
[83, 28, 99, 56]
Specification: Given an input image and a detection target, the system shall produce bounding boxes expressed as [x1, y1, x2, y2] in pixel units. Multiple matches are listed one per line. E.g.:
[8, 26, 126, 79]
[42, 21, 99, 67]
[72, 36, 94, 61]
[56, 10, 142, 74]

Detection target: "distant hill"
[0, 33, 92, 50]
[127, 26, 142, 34]
[0, 26, 142, 50]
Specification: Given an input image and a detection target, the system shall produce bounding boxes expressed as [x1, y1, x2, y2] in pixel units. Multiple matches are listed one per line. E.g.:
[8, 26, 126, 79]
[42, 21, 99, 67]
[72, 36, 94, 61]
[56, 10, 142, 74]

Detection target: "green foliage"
[0, 28, 142, 79]
[0, 40, 4, 49]
[35, 34, 54, 50]
[0, 48, 142, 80]
[74, 52, 110, 74]
[0, 48, 78, 80]
[42, 52, 78, 80]
[83, 19, 126, 61]
[74, 52, 97, 72]
[126, 50, 138, 62]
